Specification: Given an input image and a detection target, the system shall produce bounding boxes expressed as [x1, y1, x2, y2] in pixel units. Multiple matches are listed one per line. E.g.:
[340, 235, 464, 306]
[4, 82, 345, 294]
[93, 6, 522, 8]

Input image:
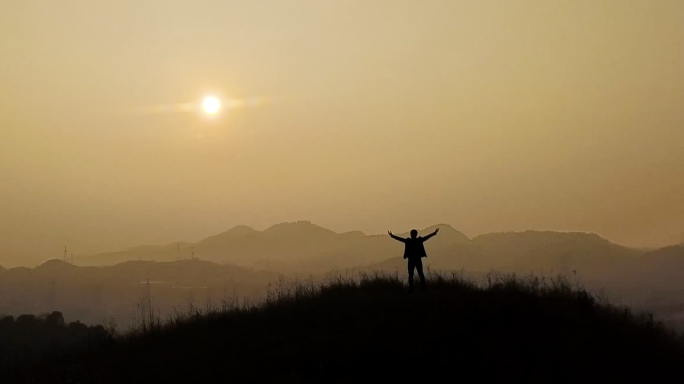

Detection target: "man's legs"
[407, 258, 415, 292]
[415, 258, 426, 291]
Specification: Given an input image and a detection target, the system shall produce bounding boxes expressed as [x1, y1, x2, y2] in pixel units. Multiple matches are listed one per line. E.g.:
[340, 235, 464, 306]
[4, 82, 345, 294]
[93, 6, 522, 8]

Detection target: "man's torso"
[404, 237, 427, 258]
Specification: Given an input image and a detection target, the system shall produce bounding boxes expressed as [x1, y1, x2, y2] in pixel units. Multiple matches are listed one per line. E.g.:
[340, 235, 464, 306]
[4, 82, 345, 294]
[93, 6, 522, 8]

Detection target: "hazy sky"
[1, 1, 683, 266]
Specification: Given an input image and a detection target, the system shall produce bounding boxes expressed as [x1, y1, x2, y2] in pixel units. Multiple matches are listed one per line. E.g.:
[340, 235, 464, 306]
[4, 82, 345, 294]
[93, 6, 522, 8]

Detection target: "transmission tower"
[63, 246, 67, 261]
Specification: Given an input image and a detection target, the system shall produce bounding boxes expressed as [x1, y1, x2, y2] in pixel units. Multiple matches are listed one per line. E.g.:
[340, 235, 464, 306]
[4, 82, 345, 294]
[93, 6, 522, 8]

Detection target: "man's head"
[410, 229, 418, 238]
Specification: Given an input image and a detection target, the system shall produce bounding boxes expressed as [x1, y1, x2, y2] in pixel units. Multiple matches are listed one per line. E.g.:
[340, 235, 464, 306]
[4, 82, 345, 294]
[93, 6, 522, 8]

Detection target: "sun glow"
[203, 96, 220, 114]
[139, 94, 267, 116]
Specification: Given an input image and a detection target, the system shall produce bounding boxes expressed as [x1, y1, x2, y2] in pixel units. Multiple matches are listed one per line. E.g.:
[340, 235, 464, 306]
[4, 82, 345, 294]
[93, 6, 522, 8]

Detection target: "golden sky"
[1, 1, 683, 265]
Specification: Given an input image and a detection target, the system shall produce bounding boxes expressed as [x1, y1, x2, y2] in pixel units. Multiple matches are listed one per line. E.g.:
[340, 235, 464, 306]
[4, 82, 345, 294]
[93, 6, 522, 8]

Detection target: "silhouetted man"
[388, 228, 439, 292]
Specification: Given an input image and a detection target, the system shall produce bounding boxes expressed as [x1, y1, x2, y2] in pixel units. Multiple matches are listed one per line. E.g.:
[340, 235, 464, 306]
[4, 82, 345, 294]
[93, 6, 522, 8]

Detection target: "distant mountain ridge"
[79, 221, 468, 269]
[74, 221, 666, 277]
[0, 258, 280, 327]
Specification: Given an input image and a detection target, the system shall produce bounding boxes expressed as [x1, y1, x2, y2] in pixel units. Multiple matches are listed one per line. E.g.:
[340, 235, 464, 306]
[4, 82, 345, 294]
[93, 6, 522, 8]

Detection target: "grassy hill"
[2, 273, 682, 383]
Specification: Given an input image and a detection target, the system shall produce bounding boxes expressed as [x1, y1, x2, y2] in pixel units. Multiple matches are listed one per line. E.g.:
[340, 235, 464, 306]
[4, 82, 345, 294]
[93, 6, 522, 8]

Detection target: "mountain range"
[75, 221, 682, 286]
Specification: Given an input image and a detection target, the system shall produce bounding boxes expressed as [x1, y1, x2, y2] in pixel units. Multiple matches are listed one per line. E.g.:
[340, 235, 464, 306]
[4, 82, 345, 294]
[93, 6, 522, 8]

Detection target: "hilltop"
[2, 274, 682, 383]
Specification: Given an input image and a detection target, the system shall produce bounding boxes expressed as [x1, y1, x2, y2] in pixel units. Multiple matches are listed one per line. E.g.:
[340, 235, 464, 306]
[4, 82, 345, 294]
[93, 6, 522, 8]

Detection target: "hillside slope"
[5, 274, 683, 383]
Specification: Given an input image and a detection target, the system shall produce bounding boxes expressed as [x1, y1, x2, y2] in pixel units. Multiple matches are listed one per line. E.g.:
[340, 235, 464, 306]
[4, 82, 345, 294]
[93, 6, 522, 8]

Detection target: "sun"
[203, 96, 220, 114]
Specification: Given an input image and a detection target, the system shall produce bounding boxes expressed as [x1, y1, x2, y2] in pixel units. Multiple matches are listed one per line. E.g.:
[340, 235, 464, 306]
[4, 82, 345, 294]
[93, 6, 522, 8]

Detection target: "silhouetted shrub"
[0, 310, 113, 370]
[45, 311, 65, 326]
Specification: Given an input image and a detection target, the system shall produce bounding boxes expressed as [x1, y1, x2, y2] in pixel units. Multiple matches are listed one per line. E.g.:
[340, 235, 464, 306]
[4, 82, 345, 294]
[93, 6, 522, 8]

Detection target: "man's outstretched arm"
[422, 228, 440, 241]
[388, 231, 407, 243]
